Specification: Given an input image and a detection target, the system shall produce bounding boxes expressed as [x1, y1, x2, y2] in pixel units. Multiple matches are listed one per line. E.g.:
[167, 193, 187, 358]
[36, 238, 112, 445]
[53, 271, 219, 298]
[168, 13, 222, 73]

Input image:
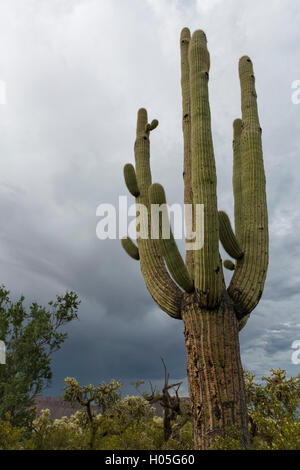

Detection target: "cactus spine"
[121, 29, 268, 449]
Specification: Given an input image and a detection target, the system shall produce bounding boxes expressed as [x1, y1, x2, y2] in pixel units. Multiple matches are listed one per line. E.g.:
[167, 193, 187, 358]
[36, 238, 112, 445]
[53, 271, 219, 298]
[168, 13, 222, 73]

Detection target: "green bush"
[1, 369, 299, 450]
[211, 369, 300, 450]
[0, 413, 33, 450]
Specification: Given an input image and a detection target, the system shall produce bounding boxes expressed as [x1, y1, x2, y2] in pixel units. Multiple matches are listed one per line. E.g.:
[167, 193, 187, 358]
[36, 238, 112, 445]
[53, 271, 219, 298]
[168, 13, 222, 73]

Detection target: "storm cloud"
[0, 0, 299, 396]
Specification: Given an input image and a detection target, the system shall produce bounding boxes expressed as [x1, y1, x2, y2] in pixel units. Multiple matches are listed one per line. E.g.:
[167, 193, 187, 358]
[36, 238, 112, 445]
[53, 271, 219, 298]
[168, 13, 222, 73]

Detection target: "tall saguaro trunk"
[182, 293, 249, 449]
[120, 28, 268, 449]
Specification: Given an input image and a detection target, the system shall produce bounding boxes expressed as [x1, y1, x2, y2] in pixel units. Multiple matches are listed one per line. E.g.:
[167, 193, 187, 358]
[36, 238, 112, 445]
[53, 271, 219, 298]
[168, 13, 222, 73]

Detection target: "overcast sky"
[0, 0, 300, 397]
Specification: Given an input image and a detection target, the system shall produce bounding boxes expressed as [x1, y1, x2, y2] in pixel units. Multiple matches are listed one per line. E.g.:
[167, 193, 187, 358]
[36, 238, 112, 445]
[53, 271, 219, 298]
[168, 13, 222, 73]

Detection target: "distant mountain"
[34, 395, 93, 419]
[33, 395, 190, 419]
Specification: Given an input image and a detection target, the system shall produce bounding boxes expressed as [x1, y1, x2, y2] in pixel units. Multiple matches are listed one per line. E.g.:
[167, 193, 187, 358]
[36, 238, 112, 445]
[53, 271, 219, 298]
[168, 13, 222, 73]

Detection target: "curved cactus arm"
[145, 119, 159, 133]
[232, 119, 243, 243]
[223, 260, 235, 271]
[149, 183, 194, 293]
[228, 57, 269, 319]
[189, 30, 222, 308]
[133, 108, 183, 319]
[121, 236, 140, 260]
[238, 314, 250, 332]
[124, 164, 140, 197]
[218, 211, 244, 260]
[180, 27, 194, 278]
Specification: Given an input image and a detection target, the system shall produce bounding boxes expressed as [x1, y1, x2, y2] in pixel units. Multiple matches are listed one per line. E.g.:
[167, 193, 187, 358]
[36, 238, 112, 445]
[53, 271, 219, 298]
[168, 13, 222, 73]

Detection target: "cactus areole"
[121, 29, 268, 449]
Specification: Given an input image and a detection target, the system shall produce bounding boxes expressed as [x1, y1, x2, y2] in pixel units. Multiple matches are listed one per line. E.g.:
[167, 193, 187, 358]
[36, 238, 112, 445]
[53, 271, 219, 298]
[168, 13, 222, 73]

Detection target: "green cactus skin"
[232, 119, 243, 243]
[238, 313, 251, 332]
[228, 56, 269, 320]
[121, 236, 139, 260]
[149, 183, 194, 293]
[218, 211, 244, 260]
[223, 259, 235, 271]
[189, 30, 222, 308]
[131, 108, 183, 319]
[180, 28, 194, 278]
[123, 164, 140, 197]
[120, 30, 268, 449]
[145, 119, 159, 132]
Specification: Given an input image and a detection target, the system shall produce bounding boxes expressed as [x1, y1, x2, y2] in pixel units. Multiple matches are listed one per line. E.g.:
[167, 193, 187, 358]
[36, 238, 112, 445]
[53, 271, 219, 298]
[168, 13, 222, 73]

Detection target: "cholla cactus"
[121, 28, 268, 449]
[63, 377, 121, 415]
[63, 378, 121, 449]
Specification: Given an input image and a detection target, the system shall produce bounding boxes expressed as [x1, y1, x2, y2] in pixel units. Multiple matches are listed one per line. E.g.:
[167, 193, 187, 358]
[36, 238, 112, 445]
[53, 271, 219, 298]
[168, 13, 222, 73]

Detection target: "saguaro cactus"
[121, 28, 268, 449]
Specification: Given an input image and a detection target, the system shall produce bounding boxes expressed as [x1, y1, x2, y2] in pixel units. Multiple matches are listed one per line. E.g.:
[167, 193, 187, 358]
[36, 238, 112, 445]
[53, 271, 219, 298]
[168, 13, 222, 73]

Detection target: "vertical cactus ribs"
[118, 27, 269, 450]
[121, 29, 268, 329]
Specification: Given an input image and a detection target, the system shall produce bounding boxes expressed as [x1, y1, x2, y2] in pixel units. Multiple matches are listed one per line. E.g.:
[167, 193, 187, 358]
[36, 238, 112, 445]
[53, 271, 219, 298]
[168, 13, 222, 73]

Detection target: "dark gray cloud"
[0, 0, 299, 396]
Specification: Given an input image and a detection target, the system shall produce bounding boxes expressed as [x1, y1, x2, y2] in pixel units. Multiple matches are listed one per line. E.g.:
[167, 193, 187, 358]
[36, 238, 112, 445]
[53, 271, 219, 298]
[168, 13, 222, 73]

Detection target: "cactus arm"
[228, 57, 269, 319]
[145, 120, 159, 132]
[180, 27, 194, 278]
[133, 108, 183, 319]
[123, 164, 140, 197]
[232, 119, 243, 242]
[238, 314, 250, 332]
[121, 236, 140, 260]
[149, 183, 194, 293]
[218, 211, 244, 260]
[189, 30, 222, 308]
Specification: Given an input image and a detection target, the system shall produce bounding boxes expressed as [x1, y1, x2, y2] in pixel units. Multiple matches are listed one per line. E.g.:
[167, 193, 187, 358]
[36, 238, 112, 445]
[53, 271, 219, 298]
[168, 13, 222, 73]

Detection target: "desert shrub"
[0, 413, 33, 450]
[31, 409, 87, 450]
[246, 369, 300, 450]
[211, 369, 300, 450]
[29, 395, 193, 450]
[2, 369, 299, 450]
[210, 426, 247, 450]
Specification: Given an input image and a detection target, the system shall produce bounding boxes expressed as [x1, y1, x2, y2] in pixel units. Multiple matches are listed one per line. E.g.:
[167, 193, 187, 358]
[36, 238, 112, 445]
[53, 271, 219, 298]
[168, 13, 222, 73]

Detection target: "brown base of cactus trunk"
[182, 291, 249, 450]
